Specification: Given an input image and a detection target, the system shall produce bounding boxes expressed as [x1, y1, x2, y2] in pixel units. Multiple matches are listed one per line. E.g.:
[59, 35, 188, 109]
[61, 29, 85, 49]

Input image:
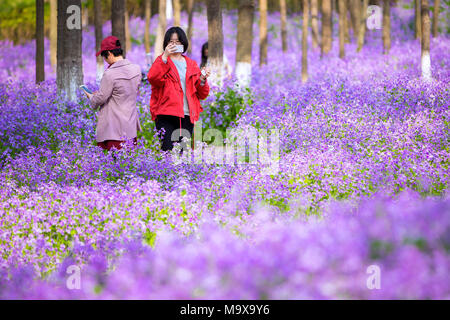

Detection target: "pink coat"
[90, 59, 142, 142]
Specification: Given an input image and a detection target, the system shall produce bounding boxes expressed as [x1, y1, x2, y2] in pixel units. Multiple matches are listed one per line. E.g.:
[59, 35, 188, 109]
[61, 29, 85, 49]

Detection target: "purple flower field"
[0, 3, 449, 299]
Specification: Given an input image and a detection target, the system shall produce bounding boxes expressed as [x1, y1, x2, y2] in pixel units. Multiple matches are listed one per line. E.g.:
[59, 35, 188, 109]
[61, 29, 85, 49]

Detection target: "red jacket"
[147, 54, 210, 124]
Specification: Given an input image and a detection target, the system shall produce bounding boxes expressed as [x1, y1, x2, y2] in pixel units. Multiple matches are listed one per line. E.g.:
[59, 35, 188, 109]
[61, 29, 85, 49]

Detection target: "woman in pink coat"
[84, 36, 142, 151]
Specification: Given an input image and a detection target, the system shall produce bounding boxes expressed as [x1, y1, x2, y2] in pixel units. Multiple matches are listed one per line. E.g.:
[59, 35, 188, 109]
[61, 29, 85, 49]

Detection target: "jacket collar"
[108, 58, 131, 69]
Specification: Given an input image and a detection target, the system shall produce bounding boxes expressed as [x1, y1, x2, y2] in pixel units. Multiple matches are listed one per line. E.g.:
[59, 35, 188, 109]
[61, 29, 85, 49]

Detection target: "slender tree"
[94, 0, 103, 83]
[310, 0, 320, 49]
[125, 1, 131, 53]
[187, 0, 195, 54]
[236, 0, 255, 88]
[206, 0, 224, 86]
[173, 0, 181, 26]
[144, 0, 152, 53]
[415, 0, 421, 39]
[280, 0, 287, 52]
[357, 0, 369, 52]
[50, 0, 57, 70]
[382, 0, 390, 54]
[302, 0, 309, 83]
[321, 0, 332, 56]
[432, 0, 440, 37]
[57, 0, 84, 102]
[112, 0, 126, 55]
[344, 3, 350, 43]
[349, 0, 360, 40]
[259, 0, 268, 66]
[36, 0, 45, 84]
[421, 0, 431, 81]
[338, 0, 345, 59]
[154, 0, 167, 60]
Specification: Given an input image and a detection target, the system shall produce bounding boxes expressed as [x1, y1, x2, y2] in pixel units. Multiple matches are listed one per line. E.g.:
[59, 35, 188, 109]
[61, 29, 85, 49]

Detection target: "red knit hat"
[96, 36, 121, 57]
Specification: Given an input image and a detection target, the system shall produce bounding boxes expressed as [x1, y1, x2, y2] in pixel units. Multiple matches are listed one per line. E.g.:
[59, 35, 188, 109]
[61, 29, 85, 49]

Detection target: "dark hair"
[200, 42, 208, 69]
[100, 40, 123, 58]
[163, 27, 189, 53]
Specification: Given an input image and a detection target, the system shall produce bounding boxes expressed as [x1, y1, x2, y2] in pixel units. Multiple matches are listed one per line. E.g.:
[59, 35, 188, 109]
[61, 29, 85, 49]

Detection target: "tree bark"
[343, 2, 350, 43]
[57, 0, 84, 102]
[36, 0, 45, 84]
[321, 0, 332, 56]
[338, 0, 345, 59]
[94, 0, 103, 83]
[349, 0, 360, 40]
[421, 0, 431, 81]
[432, 0, 440, 37]
[187, 0, 195, 54]
[259, 0, 268, 66]
[382, 0, 390, 54]
[357, 0, 368, 52]
[112, 0, 126, 55]
[302, 0, 309, 83]
[50, 0, 57, 71]
[311, 0, 319, 49]
[236, 0, 255, 88]
[415, 0, 421, 39]
[280, 0, 287, 52]
[207, 0, 224, 86]
[144, 0, 151, 53]
[154, 0, 167, 60]
[125, 1, 131, 53]
[173, 0, 181, 26]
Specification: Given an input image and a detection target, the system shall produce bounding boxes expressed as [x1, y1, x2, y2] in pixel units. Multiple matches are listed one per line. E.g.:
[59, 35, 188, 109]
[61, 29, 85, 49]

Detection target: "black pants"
[155, 114, 194, 152]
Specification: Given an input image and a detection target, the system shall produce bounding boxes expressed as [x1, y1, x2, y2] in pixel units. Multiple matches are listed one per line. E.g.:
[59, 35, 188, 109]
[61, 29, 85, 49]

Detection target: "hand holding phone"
[174, 45, 184, 53]
[80, 85, 93, 95]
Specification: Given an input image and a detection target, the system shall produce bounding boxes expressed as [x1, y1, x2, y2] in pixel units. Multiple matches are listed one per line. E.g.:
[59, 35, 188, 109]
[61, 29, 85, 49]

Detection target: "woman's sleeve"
[90, 72, 113, 108]
[147, 55, 171, 87]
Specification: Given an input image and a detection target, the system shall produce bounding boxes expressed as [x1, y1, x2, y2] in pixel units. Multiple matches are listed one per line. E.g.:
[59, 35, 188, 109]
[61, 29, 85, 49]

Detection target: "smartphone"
[174, 45, 184, 53]
[80, 85, 93, 94]
[201, 69, 207, 76]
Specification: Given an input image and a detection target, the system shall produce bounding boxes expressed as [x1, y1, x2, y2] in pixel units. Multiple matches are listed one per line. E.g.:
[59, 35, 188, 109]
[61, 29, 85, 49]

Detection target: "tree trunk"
[338, 0, 345, 59]
[321, 0, 332, 56]
[382, 0, 390, 54]
[173, 0, 181, 26]
[421, 0, 431, 81]
[236, 0, 255, 88]
[36, 0, 45, 84]
[166, 0, 173, 20]
[50, 0, 57, 71]
[357, 0, 368, 52]
[349, 0, 360, 40]
[94, 0, 103, 83]
[125, 1, 131, 53]
[259, 0, 268, 66]
[187, 0, 195, 54]
[144, 0, 151, 53]
[112, 0, 126, 55]
[302, 0, 309, 83]
[154, 0, 167, 60]
[432, 0, 440, 37]
[280, 0, 287, 52]
[311, 0, 320, 49]
[343, 2, 350, 43]
[57, 0, 84, 102]
[206, 0, 224, 86]
[415, 0, 421, 39]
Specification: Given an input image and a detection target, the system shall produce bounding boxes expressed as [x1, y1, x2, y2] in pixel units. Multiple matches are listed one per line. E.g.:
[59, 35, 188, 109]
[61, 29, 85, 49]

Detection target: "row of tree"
[35, 0, 441, 100]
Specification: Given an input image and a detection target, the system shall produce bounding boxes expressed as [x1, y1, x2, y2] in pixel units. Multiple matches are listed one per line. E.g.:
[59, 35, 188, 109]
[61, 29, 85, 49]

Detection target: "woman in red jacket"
[147, 27, 211, 152]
